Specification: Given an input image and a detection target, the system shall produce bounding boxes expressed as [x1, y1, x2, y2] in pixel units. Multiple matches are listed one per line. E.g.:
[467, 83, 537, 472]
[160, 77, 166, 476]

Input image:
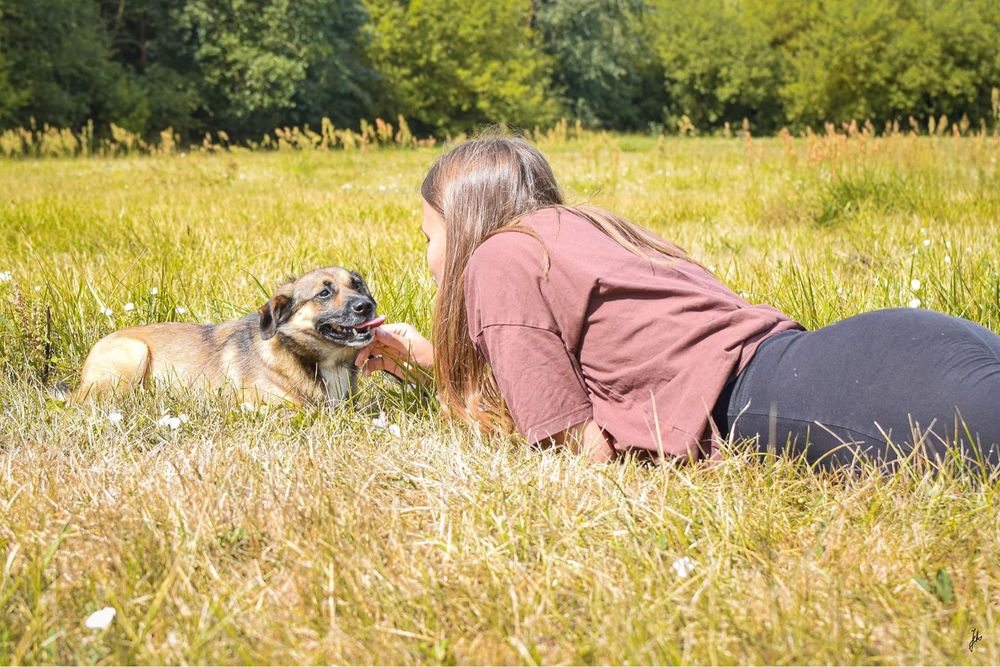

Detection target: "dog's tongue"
[355, 316, 386, 332]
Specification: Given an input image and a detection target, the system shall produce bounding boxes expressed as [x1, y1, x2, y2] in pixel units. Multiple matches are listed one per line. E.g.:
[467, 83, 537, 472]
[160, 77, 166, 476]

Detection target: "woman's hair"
[421, 130, 703, 436]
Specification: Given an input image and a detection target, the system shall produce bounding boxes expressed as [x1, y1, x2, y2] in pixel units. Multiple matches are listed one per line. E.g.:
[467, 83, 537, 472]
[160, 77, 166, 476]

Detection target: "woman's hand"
[354, 322, 434, 383]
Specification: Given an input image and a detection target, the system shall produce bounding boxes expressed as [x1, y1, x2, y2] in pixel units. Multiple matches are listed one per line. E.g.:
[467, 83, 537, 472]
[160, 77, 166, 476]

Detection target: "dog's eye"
[316, 288, 333, 299]
[350, 276, 363, 290]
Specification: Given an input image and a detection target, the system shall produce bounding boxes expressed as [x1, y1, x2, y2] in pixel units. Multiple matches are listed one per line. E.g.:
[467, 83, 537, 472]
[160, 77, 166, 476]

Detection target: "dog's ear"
[258, 294, 294, 341]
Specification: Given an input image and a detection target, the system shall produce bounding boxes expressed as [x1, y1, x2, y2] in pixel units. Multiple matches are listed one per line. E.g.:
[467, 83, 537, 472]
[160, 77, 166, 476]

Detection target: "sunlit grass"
[1, 133, 998, 664]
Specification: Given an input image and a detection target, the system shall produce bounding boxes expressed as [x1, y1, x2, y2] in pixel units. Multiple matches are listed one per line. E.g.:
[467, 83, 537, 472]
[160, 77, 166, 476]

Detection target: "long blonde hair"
[421, 131, 704, 436]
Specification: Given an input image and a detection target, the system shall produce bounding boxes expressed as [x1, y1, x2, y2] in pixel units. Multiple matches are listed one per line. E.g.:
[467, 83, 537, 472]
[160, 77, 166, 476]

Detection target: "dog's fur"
[76, 267, 380, 405]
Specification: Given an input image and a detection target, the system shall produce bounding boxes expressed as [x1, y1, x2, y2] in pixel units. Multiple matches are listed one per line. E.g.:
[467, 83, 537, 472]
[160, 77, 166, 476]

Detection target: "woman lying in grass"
[356, 134, 1000, 477]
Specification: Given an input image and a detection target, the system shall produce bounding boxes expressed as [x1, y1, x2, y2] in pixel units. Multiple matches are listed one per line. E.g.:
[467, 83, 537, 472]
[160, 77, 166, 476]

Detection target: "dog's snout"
[350, 297, 375, 318]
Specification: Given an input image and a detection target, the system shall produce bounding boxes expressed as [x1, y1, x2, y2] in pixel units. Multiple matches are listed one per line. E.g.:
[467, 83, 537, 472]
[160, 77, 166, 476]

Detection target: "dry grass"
[1, 131, 999, 664]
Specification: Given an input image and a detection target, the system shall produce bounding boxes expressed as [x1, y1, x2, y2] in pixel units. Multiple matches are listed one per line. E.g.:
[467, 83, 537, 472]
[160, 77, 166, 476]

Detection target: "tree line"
[0, 0, 998, 141]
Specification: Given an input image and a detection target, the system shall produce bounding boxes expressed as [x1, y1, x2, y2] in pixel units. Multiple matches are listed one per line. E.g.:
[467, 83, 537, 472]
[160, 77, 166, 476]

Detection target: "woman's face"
[421, 198, 446, 284]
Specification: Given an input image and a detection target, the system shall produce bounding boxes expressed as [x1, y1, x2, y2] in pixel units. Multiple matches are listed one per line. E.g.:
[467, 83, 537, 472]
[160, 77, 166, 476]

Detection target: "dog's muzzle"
[317, 315, 386, 347]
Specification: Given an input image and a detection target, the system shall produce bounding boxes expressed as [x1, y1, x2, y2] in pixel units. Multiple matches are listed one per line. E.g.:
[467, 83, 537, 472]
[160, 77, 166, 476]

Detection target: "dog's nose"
[350, 297, 375, 318]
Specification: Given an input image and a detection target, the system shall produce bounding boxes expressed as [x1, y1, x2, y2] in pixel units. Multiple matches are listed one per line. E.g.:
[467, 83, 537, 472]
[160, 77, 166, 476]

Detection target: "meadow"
[1, 126, 999, 664]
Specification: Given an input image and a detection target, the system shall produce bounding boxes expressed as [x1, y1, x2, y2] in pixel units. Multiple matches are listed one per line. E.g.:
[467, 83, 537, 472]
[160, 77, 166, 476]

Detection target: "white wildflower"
[672, 556, 697, 578]
[100, 307, 113, 317]
[341, 183, 354, 190]
[922, 239, 931, 247]
[836, 287, 843, 295]
[84, 607, 116, 630]
[372, 412, 388, 429]
[240, 402, 257, 413]
[944, 255, 951, 264]
[388, 424, 402, 438]
[0, 271, 12, 283]
[175, 306, 187, 315]
[908, 298, 922, 308]
[157, 415, 182, 430]
[149, 287, 159, 296]
[945, 240, 952, 250]
[178, 413, 189, 424]
[123, 302, 135, 313]
[910, 279, 921, 291]
[107, 411, 124, 425]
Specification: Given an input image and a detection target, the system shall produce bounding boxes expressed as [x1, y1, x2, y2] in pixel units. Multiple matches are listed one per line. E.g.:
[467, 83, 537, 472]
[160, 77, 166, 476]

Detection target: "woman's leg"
[726, 308, 1000, 477]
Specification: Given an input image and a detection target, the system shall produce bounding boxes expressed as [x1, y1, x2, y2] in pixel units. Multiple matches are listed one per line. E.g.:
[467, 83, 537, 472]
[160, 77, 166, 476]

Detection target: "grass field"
[1, 130, 999, 664]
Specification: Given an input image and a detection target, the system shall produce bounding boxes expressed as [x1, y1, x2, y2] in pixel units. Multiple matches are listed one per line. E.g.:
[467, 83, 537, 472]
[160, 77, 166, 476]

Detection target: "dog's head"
[257, 267, 383, 354]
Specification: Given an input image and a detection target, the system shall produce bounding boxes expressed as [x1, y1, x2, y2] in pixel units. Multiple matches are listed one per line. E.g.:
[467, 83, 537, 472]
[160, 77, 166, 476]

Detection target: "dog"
[75, 267, 385, 406]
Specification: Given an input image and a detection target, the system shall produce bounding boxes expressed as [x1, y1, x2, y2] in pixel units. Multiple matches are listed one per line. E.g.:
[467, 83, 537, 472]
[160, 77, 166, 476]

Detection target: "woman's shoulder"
[464, 216, 565, 335]
[466, 206, 602, 290]
[467, 214, 555, 271]
[520, 205, 591, 230]
[466, 230, 546, 295]
[471, 207, 583, 257]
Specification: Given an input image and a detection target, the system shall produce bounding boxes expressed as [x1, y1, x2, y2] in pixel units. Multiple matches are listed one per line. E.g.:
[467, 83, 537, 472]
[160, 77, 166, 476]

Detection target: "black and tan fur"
[76, 267, 381, 406]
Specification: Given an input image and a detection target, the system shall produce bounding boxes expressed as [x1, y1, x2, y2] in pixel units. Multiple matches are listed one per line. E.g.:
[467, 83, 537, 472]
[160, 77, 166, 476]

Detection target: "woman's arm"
[549, 419, 616, 463]
[358, 322, 615, 462]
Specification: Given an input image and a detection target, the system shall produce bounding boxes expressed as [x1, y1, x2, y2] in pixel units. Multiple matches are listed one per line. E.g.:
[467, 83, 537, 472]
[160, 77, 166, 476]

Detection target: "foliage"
[779, 0, 1000, 128]
[650, 0, 1000, 133]
[532, 0, 665, 130]
[91, 0, 375, 138]
[0, 0, 138, 129]
[363, 0, 559, 135]
[1, 0, 999, 139]
[650, 0, 789, 133]
[172, 0, 374, 137]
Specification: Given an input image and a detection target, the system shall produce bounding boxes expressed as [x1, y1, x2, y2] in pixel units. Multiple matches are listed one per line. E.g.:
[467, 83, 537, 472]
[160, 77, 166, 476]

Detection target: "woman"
[357, 135, 1000, 477]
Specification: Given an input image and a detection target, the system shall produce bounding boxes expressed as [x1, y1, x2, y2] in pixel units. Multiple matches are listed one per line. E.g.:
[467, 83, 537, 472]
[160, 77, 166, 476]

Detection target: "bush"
[363, 0, 560, 136]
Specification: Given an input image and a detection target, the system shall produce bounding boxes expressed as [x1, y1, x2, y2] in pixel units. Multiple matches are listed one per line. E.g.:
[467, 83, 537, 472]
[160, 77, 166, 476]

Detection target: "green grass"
[1, 133, 999, 664]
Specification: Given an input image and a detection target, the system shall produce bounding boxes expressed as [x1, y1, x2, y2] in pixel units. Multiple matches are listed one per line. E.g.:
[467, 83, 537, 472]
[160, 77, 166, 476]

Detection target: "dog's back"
[76, 321, 236, 401]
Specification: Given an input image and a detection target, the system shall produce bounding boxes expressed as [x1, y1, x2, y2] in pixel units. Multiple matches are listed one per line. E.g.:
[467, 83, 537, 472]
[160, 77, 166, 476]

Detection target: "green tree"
[97, 0, 201, 135]
[0, 0, 140, 130]
[779, 0, 931, 127]
[532, 0, 665, 130]
[778, 0, 1000, 129]
[171, 0, 373, 138]
[93, 0, 373, 140]
[364, 0, 560, 135]
[0, 39, 19, 126]
[920, 0, 1000, 126]
[650, 0, 788, 133]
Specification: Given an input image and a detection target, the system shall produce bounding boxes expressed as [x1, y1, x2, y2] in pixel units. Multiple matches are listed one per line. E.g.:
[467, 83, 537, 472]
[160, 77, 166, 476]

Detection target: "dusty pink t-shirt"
[463, 207, 805, 463]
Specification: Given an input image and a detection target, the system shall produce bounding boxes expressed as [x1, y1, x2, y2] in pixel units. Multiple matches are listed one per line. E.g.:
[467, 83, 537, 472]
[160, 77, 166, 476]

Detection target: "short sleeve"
[464, 230, 562, 333]
[476, 324, 593, 443]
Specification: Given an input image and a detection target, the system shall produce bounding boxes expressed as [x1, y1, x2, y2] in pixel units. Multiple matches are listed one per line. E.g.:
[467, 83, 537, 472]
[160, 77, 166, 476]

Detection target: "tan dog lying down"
[76, 267, 385, 405]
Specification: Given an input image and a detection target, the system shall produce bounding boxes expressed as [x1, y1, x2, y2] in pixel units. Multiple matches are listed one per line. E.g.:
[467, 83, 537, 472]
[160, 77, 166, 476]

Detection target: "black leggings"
[712, 308, 1000, 477]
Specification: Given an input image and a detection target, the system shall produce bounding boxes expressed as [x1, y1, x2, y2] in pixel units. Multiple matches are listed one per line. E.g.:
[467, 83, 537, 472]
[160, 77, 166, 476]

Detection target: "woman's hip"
[723, 308, 1000, 472]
